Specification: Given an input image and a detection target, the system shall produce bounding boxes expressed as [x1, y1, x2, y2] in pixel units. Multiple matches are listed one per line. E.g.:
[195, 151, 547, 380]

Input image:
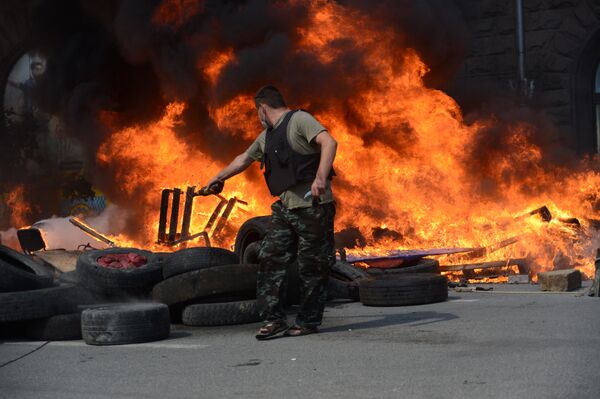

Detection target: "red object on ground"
[97, 253, 148, 269]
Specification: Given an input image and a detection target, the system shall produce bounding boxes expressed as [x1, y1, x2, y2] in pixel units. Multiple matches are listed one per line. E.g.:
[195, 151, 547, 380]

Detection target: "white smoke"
[1, 205, 129, 251]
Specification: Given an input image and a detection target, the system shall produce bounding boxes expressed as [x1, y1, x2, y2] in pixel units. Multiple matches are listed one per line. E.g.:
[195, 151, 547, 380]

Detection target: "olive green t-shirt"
[245, 110, 334, 209]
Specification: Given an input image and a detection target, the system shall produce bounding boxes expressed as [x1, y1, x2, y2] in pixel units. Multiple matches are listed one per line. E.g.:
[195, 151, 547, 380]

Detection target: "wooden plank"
[458, 236, 521, 260]
[439, 258, 528, 272]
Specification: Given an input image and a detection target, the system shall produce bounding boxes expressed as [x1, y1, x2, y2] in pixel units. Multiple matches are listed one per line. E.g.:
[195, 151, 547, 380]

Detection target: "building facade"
[452, 0, 600, 154]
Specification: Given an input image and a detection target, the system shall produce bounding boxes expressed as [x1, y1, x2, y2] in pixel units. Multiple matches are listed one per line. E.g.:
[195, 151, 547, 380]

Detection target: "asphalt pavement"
[1, 283, 599, 399]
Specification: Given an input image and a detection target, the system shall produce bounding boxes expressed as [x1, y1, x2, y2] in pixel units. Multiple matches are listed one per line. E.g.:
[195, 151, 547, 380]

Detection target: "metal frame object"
[157, 186, 247, 247]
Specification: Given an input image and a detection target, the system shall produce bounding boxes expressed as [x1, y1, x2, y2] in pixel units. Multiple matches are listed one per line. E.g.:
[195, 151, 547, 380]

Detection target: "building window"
[596, 63, 600, 153]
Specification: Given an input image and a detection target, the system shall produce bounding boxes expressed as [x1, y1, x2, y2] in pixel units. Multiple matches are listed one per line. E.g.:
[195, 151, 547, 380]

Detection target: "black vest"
[262, 110, 333, 196]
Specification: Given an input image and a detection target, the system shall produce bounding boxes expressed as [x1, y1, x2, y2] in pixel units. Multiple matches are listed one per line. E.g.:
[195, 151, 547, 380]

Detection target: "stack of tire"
[74, 248, 171, 345]
[1, 244, 171, 345]
[1, 244, 84, 341]
[152, 247, 260, 326]
[234, 216, 371, 303]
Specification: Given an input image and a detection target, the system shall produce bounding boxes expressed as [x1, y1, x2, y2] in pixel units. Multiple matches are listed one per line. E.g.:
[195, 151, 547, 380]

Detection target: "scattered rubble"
[508, 274, 530, 284]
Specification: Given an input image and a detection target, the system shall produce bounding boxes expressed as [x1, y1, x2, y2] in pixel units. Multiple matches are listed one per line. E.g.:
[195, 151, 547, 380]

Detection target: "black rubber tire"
[332, 261, 370, 281]
[242, 241, 261, 264]
[162, 247, 239, 279]
[182, 300, 260, 326]
[76, 248, 162, 296]
[359, 273, 448, 306]
[365, 258, 440, 276]
[233, 216, 271, 262]
[328, 276, 360, 301]
[154, 252, 172, 263]
[0, 284, 78, 322]
[58, 270, 79, 284]
[24, 313, 82, 341]
[0, 244, 54, 292]
[152, 263, 258, 306]
[81, 303, 170, 346]
[0, 321, 26, 340]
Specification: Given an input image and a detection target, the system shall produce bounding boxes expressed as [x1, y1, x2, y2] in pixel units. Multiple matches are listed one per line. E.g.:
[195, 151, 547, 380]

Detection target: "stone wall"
[451, 0, 600, 153]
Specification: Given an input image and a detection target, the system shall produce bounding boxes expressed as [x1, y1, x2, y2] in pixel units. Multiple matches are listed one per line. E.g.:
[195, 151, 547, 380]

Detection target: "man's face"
[257, 103, 269, 129]
[31, 64, 45, 80]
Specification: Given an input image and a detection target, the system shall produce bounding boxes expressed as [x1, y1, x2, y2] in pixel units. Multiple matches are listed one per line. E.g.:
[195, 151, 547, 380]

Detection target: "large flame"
[95, 0, 600, 278]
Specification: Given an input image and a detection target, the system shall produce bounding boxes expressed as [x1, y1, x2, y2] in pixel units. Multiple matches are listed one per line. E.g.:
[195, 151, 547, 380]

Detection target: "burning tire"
[182, 300, 260, 326]
[365, 258, 440, 276]
[162, 247, 239, 279]
[359, 273, 448, 306]
[76, 248, 162, 297]
[81, 303, 170, 346]
[233, 216, 271, 262]
[152, 263, 258, 306]
[24, 313, 82, 341]
[0, 284, 78, 322]
[0, 244, 54, 292]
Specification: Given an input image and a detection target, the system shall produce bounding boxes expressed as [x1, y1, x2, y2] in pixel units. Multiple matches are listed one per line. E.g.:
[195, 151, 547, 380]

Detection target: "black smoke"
[16, 0, 468, 229]
[30, 0, 468, 157]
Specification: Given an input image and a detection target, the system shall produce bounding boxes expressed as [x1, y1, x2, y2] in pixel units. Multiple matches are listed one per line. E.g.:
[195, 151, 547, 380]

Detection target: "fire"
[6, 185, 31, 228]
[201, 48, 235, 85]
[152, 0, 202, 29]
[96, 102, 270, 250]
[91, 0, 600, 278]
[208, 95, 257, 141]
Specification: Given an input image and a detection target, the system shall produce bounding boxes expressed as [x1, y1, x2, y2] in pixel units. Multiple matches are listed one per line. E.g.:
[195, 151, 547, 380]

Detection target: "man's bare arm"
[311, 130, 337, 197]
[207, 152, 255, 187]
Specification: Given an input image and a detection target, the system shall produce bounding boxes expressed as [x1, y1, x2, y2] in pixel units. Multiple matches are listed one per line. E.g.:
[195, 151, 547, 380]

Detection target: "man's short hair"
[254, 85, 287, 108]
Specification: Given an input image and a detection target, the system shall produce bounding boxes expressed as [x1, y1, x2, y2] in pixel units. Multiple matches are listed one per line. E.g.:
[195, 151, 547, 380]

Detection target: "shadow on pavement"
[162, 331, 192, 340]
[320, 311, 458, 333]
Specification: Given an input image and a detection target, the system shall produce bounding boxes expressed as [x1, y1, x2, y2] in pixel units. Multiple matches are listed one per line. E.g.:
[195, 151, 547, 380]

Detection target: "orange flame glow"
[6, 185, 31, 228]
[95, 0, 600, 278]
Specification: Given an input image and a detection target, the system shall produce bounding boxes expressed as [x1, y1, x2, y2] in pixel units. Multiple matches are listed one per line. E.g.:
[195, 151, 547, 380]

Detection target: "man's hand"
[203, 152, 254, 189]
[206, 177, 223, 188]
[311, 175, 327, 197]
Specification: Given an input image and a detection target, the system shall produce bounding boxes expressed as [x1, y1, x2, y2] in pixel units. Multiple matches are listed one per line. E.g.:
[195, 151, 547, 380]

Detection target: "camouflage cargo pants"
[257, 200, 336, 327]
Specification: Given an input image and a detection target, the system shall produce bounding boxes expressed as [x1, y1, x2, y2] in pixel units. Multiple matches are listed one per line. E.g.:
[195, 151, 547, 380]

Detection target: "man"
[205, 85, 337, 339]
